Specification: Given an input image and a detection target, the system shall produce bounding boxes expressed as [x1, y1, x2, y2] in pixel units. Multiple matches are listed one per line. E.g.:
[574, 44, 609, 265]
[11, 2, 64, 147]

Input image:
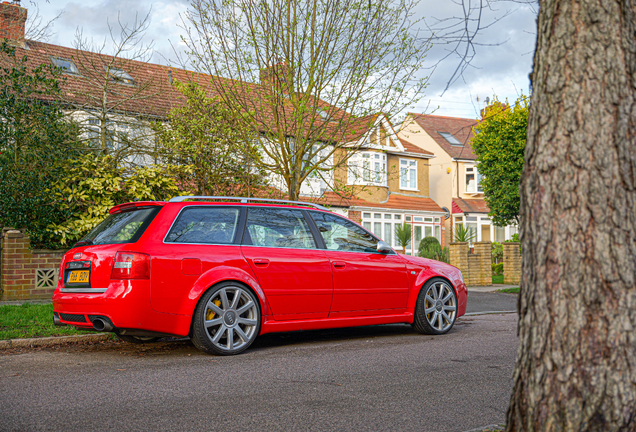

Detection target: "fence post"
[450, 242, 469, 284]
[503, 242, 522, 284]
[473, 241, 492, 286]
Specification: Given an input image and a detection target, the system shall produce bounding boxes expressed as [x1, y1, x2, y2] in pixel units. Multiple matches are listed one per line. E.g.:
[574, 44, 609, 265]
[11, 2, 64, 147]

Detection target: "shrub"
[47, 154, 191, 246]
[418, 236, 440, 256]
[492, 241, 503, 263]
[492, 263, 504, 276]
[505, 233, 520, 243]
[417, 236, 450, 264]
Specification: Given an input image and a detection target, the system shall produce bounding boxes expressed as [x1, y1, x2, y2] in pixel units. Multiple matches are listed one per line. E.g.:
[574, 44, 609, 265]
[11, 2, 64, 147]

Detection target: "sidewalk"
[467, 284, 518, 293]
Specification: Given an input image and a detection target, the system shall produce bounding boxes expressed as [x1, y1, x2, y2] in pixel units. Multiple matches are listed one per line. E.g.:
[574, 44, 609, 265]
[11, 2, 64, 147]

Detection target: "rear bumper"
[52, 280, 192, 336]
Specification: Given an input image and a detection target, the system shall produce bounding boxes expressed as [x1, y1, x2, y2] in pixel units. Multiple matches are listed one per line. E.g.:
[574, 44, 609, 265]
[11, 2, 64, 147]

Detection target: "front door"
[241, 207, 333, 321]
[309, 212, 409, 318]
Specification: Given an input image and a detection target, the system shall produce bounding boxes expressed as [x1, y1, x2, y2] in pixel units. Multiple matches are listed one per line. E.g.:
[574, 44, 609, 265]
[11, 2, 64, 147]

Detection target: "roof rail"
[168, 196, 328, 211]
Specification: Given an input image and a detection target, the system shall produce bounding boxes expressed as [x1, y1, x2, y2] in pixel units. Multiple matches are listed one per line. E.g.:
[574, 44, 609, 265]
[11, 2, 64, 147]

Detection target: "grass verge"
[498, 287, 520, 294]
[492, 274, 504, 284]
[0, 303, 86, 340]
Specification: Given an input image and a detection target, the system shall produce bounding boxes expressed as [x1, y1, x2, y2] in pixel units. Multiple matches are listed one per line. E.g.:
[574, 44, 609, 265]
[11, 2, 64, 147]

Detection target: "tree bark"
[507, 1, 636, 430]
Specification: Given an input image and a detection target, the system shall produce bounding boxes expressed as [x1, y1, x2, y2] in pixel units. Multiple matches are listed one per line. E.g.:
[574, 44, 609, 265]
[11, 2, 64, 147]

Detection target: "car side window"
[243, 208, 317, 249]
[310, 212, 379, 253]
[165, 207, 240, 244]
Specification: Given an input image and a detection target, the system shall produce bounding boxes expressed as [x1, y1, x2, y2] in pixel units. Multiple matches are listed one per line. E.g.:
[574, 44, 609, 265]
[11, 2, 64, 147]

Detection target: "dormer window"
[51, 57, 79, 75]
[105, 66, 134, 85]
[439, 131, 463, 146]
[317, 109, 329, 121]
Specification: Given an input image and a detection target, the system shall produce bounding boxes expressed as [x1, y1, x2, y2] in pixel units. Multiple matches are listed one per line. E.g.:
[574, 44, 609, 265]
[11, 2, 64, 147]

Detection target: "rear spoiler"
[109, 201, 167, 214]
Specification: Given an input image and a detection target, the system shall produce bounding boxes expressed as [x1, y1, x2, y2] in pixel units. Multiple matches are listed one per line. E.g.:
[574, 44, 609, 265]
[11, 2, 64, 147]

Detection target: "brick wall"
[0, 2, 27, 41]
[0, 228, 65, 301]
[347, 210, 362, 223]
[503, 242, 522, 284]
[450, 241, 491, 286]
[472, 241, 492, 286]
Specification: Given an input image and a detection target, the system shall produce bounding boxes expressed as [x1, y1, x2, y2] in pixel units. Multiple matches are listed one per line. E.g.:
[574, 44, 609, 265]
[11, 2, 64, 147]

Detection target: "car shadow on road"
[250, 323, 417, 351]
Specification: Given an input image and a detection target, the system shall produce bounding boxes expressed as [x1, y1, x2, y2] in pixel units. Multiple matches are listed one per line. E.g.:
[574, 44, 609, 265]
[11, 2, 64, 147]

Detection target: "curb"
[464, 311, 516, 316]
[0, 333, 111, 350]
[464, 424, 506, 432]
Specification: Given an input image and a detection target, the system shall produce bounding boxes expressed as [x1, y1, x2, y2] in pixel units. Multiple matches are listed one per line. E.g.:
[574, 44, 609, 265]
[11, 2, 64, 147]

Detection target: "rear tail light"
[111, 252, 150, 280]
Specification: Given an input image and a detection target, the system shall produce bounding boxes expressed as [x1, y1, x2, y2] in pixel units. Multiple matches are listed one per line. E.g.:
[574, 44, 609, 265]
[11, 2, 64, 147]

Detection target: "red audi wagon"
[53, 196, 467, 355]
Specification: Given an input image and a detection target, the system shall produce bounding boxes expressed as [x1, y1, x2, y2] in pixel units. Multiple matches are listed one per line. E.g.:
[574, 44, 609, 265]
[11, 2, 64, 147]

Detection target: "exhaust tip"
[53, 313, 65, 327]
[91, 317, 115, 332]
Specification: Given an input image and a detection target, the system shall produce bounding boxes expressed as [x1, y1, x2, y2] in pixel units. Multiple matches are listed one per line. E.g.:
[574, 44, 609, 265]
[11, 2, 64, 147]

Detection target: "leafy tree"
[47, 154, 189, 246]
[394, 223, 412, 253]
[0, 42, 85, 248]
[508, 1, 636, 429]
[471, 96, 528, 227]
[153, 81, 266, 196]
[182, 0, 430, 200]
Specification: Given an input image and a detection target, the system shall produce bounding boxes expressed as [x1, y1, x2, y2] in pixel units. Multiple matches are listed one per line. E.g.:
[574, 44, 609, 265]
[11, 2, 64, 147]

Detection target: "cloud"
[34, 0, 537, 118]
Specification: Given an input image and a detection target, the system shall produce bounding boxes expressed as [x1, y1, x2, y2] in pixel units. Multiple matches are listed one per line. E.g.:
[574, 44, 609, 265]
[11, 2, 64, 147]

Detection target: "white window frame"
[348, 151, 387, 186]
[360, 211, 442, 255]
[465, 165, 483, 194]
[399, 158, 418, 191]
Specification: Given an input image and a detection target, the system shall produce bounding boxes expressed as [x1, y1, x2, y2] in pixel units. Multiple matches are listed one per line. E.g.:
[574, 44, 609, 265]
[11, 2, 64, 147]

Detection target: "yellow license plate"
[68, 270, 89, 283]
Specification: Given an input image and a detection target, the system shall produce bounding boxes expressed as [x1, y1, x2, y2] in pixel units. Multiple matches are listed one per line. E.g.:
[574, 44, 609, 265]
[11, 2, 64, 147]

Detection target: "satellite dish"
[441, 207, 450, 220]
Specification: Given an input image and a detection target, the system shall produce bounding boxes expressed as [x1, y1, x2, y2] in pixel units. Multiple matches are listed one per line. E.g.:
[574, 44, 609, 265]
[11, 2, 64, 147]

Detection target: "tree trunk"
[507, 1, 636, 430]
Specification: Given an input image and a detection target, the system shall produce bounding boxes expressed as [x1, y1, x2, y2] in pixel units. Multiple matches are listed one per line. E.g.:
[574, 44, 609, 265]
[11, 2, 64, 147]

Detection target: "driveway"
[0, 313, 517, 432]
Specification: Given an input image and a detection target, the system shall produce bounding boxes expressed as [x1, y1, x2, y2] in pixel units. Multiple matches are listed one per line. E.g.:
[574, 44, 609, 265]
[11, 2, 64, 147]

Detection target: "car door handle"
[253, 259, 270, 267]
[332, 261, 346, 269]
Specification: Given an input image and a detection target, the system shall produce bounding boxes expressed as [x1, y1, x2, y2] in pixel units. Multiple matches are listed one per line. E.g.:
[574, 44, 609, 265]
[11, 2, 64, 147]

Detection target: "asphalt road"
[0, 313, 517, 432]
[466, 291, 517, 314]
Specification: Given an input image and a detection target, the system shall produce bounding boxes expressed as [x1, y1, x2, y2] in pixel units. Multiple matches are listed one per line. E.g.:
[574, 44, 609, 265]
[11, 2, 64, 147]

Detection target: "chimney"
[0, 1, 27, 42]
[259, 62, 289, 88]
[480, 102, 508, 119]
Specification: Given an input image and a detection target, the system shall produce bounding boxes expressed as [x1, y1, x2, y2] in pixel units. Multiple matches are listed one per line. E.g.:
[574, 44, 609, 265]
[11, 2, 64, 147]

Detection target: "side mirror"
[377, 240, 392, 254]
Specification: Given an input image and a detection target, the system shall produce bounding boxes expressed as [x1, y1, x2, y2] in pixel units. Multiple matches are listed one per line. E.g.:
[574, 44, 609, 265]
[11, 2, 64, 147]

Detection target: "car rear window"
[165, 206, 240, 244]
[76, 207, 161, 246]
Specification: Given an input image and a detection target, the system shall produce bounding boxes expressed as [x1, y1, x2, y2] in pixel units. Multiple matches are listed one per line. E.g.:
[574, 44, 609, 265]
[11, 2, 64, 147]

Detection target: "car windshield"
[75, 207, 160, 246]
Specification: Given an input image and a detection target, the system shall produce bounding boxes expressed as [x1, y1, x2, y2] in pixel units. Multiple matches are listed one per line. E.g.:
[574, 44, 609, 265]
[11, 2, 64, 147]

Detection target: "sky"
[29, 0, 538, 119]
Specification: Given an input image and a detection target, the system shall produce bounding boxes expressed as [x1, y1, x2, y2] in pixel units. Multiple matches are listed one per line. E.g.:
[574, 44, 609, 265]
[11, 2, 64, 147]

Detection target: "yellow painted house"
[308, 113, 447, 254]
[398, 113, 518, 246]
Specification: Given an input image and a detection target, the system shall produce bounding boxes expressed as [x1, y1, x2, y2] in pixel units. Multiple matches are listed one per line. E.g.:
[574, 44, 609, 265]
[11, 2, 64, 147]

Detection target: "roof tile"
[409, 113, 479, 160]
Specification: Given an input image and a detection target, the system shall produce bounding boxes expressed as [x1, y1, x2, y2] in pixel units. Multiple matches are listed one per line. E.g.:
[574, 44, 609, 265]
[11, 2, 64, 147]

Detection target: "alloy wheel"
[202, 286, 259, 352]
[423, 281, 457, 332]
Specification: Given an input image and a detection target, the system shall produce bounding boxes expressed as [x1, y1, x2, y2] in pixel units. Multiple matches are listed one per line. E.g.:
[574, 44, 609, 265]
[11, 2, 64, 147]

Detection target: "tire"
[117, 335, 161, 344]
[191, 282, 261, 356]
[412, 277, 458, 335]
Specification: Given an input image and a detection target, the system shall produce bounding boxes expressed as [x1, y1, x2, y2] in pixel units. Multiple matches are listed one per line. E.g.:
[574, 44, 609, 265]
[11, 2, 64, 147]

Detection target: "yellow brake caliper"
[206, 299, 222, 320]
